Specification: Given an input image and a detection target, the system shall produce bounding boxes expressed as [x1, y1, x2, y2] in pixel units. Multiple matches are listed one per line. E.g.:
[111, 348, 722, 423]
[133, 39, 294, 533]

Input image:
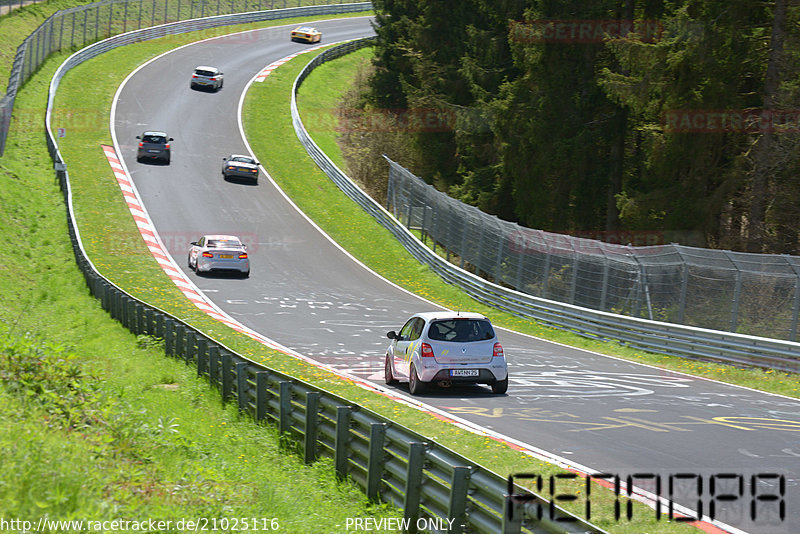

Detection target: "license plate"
[451, 369, 479, 377]
[220, 254, 233, 259]
[147, 149, 160, 153]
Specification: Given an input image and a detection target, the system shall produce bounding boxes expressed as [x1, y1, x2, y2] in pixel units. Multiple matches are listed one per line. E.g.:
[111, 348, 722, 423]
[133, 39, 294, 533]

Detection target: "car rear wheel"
[491, 377, 508, 394]
[384, 355, 397, 385]
[408, 365, 425, 395]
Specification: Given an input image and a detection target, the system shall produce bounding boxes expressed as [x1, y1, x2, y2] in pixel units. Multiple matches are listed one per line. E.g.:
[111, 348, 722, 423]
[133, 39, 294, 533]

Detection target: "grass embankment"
[1, 13, 404, 531]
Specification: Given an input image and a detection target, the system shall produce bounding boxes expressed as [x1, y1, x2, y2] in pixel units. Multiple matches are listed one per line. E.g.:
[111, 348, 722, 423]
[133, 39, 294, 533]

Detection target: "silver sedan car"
[188, 235, 250, 277]
[222, 155, 260, 183]
[384, 312, 509, 395]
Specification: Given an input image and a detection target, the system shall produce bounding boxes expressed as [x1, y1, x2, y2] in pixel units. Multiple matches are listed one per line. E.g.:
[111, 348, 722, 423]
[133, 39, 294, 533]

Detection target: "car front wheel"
[384, 355, 397, 385]
[408, 364, 425, 395]
[491, 377, 508, 394]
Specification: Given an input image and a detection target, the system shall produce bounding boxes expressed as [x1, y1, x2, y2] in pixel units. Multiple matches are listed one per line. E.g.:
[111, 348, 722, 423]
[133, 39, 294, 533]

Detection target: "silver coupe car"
[384, 312, 509, 395]
[188, 234, 250, 277]
[222, 154, 260, 183]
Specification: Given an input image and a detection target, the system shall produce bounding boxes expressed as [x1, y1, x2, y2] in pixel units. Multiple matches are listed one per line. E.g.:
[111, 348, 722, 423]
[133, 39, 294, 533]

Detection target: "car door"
[392, 318, 418, 379]
[399, 317, 426, 378]
[189, 236, 205, 266]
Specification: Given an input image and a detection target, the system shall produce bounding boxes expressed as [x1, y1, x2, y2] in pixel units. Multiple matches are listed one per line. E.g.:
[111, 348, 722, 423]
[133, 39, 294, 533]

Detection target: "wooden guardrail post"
[255, 372, 269, 421]
[208, 345, 220, 387]
[164, 318, 174, 356]
[194, 336, 206, 368]
[303, 391, 320, 464]
[174, 324, 186, 360]
[221, 352, 233, 403]
[278, 381, 292, 434]
[448, 467, 470, 534]
[403, 442, 426, 533]
[235, 362, 249, 414]
[135, 303, 145, 335]
[335, 406, 352, 480]
[366, 423, 387, 501]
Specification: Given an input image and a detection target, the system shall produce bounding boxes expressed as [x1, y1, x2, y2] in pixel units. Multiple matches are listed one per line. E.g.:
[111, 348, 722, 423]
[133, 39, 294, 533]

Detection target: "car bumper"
[138, 149, 169, 160]
[418, 365, 507, 383]
[197, 258, 249, 273]
[224, 169, 259, 180]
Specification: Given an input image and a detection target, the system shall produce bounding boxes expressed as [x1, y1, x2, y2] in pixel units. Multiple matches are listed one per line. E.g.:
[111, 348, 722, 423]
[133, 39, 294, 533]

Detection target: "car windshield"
[207, 239, 241, 248]
[231, 157, 254, 164]
[428, 319, 494, 342]
[142, 135, 166, 144]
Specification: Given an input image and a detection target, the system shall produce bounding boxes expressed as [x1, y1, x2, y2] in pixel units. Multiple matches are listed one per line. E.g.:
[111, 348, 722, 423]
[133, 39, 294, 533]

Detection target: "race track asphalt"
[111, 16, 800, 533]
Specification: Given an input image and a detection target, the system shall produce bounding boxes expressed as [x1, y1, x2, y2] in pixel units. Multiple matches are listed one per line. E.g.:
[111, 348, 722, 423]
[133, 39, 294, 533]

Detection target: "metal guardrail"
[38, 9, 607, 534]
[291, 39, 800, 376]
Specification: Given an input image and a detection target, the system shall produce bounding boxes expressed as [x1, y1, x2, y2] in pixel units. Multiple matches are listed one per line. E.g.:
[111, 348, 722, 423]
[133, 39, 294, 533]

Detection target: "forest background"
[340, 0, 800, 254]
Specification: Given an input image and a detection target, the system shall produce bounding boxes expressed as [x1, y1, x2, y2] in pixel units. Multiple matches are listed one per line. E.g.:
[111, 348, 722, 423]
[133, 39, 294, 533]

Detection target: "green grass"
[0, 12, 406, 532]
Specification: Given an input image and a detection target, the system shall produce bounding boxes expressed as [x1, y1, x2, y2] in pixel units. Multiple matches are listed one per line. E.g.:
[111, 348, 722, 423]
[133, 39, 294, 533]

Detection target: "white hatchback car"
[384, 312, 508, 395]
[188, 234, 249, 277]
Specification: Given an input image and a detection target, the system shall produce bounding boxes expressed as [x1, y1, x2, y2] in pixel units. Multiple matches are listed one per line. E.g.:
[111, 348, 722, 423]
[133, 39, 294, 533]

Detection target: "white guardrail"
[40, 7, 605, 534]
[291, 39, 800, 376]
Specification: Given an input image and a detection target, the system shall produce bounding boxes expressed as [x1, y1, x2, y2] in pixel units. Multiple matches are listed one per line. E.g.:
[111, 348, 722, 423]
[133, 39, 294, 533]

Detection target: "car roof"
[294, 26, 316, 32]
[228, 154, 254, 160]
[194, 65, 219, 72]
[142, 130, 167, 137]
[413, 311, 488, 322]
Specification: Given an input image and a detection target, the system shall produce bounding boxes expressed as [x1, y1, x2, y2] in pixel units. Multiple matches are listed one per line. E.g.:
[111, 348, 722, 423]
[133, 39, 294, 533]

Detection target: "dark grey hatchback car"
[136, 131, 173, 163]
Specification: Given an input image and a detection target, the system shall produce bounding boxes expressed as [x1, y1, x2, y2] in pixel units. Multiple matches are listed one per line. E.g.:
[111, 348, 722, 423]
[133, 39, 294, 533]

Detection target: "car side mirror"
[223, 157, 227, 161]
[190, 241, 198, 246]
[135, 135, 141, 139]
[169, 137, 174, 141]
[387, 331, 397, 340]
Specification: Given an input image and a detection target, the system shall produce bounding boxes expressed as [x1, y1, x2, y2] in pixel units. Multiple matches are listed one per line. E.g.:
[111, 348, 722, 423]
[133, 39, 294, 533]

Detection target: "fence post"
[143, 308, 153, 336]
[449, 467, 470, 534]
[784, 255, 800, 341]
[236, 362, 249, 413]
[403, 442, 425, 534]
[174, 324, 186, 360]
[676, 262, 691, 325]
[334, 406, 351, 480]
[164, 318, 175, 355]
[255, 372, 268, 421]
[366, 423, 387, 501]
[221, 351, 233, 403]
[279, 381, 292, 434]
[303, 391, 320, 464]
[724, 251, 742, 332]
[193, 336, 207, 367]
[208, 344, 220, 387]
[501, 494, 524, 534]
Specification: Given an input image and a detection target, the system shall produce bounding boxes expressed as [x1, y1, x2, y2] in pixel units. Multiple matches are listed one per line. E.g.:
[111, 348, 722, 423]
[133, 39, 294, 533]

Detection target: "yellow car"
[291, 26, 322, 44]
